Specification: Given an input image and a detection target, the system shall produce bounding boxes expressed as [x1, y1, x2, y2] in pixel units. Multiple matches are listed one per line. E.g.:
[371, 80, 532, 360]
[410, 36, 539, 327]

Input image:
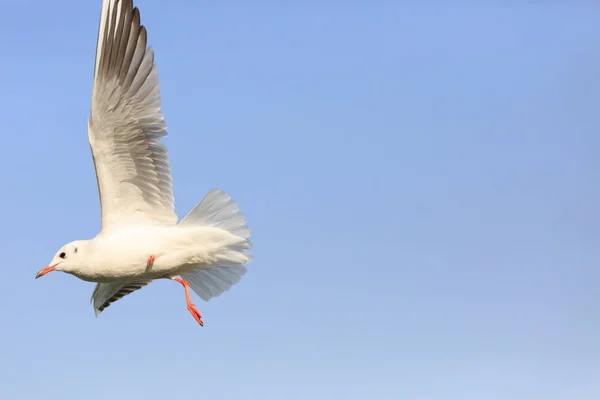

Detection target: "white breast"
[83, 226, 190, 282]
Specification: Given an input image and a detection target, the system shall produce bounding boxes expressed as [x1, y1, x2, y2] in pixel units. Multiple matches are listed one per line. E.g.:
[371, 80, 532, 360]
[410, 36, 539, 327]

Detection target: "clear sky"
[1, 1, 599, 399]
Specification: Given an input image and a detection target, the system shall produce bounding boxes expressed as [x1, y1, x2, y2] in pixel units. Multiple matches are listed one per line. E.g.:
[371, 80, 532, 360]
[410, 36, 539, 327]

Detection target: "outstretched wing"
[91, 281, 151, 316]
[89, 0, 177, 233]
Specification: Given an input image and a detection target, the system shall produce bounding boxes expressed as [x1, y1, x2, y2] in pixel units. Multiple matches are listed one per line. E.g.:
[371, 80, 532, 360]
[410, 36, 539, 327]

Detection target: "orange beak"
[36, 264, 57, 279]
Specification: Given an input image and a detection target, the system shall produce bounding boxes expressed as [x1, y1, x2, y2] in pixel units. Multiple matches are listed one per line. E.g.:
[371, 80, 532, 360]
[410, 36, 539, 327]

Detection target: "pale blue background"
[1, 1, 599, 399]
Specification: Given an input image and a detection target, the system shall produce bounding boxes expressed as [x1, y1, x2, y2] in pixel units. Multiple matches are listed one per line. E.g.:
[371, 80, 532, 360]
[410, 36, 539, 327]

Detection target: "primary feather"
[91, 281, 150, 316]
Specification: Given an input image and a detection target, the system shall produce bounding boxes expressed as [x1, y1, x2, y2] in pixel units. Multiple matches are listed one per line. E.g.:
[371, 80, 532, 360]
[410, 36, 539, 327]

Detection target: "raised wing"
[91, 281, 150, 316]
[88, 0, 178, 232]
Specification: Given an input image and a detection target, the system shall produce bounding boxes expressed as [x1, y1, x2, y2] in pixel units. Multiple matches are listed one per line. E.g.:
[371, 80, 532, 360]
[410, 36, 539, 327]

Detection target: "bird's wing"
[91, 281, 150, 316]
[88, 0, 177, 233]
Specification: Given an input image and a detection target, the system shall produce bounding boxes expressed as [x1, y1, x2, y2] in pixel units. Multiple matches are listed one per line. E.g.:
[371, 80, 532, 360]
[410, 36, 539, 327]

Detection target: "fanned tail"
[178, 189, 252, 301]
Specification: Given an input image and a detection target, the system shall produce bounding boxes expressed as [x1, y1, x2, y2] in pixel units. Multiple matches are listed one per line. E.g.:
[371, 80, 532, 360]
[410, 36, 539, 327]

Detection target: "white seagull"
[35, 0, 252, 326]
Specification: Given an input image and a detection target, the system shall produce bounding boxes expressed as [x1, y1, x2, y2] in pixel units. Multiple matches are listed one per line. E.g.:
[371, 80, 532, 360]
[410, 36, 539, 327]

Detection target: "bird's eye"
[59, 252, 66, 259]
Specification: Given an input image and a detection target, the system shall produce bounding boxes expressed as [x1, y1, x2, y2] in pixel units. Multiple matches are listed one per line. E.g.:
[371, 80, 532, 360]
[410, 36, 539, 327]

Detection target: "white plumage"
[36, 0, 252, 326]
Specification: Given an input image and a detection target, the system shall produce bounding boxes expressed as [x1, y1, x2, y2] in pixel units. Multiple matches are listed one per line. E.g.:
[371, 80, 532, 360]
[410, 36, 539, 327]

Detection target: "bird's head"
[36, 241, 86, 279]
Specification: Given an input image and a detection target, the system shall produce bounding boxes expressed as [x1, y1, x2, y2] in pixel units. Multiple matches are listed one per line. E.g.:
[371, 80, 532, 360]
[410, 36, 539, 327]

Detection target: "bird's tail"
[177, 188, 252, 301]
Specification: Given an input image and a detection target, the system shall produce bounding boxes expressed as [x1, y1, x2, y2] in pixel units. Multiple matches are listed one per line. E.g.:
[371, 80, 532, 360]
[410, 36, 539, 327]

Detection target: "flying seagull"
[35, 0, 252, 326]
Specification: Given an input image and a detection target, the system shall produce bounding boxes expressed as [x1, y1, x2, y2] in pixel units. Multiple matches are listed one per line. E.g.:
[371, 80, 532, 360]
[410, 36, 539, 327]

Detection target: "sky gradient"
[1, 1, 600, 399]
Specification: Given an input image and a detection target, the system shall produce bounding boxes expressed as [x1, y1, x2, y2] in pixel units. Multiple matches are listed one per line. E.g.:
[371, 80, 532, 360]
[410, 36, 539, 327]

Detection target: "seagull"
[35, 0, 252, 326]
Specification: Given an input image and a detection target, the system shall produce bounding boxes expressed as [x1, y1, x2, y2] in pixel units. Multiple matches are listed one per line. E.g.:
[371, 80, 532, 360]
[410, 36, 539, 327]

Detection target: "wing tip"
[94, 0, 147, 86]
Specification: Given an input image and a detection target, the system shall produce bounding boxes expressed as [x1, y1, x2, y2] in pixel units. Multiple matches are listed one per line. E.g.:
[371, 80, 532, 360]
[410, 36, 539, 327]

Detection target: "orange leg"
[146, 255, 156, 271]
[171, 277, 204, 326]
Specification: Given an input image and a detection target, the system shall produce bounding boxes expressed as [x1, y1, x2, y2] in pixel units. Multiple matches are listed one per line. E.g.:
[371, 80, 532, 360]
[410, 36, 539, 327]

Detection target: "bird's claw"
[187, 304, 204, 326]
[146, 255, 156, 271]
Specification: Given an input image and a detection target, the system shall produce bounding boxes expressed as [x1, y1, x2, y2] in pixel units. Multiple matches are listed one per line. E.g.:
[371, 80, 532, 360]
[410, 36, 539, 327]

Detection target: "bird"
[35, 0, 252, 327]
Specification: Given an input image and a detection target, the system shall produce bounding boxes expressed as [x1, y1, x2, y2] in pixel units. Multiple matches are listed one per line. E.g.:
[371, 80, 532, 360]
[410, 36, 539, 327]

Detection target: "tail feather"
[183, 264, 248, 302]
[179, 188, 250, 239]
[179, 188, 252, 302]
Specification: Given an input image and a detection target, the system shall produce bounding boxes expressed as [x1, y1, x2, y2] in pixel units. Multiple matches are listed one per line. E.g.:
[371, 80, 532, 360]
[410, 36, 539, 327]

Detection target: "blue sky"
[1, 1, 600, 399]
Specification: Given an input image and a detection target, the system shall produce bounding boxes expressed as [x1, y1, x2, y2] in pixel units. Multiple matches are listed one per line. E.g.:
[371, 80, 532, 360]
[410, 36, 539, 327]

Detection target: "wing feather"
[91, 281, 150, 316]
[89, 0, 177, 232]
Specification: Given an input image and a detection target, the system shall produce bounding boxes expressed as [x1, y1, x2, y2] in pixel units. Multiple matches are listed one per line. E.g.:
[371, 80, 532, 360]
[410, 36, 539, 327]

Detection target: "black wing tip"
[139, 25, 148, 42]
[97, 0, 146, 84]
[132, 6, 140, 24]
[92, 282, 149, 316]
